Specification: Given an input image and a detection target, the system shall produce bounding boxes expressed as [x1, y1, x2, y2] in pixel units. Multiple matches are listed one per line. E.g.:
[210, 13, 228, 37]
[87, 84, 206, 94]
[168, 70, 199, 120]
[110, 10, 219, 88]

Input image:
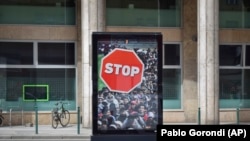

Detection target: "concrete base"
[91, 135, 156, 141]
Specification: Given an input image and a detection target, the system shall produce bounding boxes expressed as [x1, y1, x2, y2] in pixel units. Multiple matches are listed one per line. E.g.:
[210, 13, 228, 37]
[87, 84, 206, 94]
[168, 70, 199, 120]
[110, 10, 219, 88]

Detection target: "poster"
[92, 32, 162, 135]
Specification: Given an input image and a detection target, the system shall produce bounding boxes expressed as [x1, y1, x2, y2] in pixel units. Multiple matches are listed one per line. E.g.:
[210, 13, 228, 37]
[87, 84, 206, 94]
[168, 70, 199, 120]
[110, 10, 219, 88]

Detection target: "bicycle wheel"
[59, 110, 70, 127]
[52, 115, 59, 129]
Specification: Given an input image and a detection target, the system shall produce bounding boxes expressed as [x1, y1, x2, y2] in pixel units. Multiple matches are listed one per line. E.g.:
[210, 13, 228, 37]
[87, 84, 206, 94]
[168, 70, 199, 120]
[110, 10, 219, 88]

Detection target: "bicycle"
[52, 101, 70, 129]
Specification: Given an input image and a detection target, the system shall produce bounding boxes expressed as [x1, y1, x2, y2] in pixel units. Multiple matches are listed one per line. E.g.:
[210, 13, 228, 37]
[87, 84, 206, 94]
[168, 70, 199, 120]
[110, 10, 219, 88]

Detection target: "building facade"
[0, 0, 250, 127]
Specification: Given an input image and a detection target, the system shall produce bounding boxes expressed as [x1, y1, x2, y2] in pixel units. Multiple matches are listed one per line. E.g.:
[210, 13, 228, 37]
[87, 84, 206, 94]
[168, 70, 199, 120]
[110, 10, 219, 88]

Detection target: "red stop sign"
[100, 48, 144, 93]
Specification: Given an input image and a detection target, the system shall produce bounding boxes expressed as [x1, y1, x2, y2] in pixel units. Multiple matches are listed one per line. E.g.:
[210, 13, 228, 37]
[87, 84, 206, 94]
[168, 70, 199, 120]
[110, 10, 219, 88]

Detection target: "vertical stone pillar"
[81, 0, 106, 128]
[90, 0, 106, 32]
[81, 0, 91, 127]
[198, 0, 219, 124]
[97, 0, 106, 31]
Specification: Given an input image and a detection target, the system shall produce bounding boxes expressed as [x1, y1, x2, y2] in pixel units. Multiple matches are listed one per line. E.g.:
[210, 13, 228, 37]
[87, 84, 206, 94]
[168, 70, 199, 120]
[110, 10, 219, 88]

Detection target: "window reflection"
[219, 44, 250, 108]
[245, 45, 250, 66]
[220, 69, 242, 99]
[164, 44, 180, 65]
[162, 43, 181, 109]
[220, 0, 250, 28]
[243, 70, 250, 99]
[0, 42, 33, 65]
[0, 0, 76, 25]
[219, 45, 242, 66]
[106, 0, 181, 27]
[38, 43, 75, 65]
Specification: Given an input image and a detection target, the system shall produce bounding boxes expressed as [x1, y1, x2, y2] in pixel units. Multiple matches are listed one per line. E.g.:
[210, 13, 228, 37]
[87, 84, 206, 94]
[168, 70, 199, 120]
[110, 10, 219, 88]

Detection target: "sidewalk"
[0, 124, 92, 140]
[1, 122, 249, 140]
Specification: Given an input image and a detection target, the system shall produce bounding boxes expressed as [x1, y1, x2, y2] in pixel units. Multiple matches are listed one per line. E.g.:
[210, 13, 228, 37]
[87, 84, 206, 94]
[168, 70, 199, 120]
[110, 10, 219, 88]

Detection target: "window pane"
[38, 43, 75, 65]
[219, 69, 242, 99]
[244, 69, 250, 97]
[162, 69, 181, 109]
[219, 0, 250, 28]
[106, 0, 181, 27]
[243, 0, 250, 28]
[0, 42, 33, 65]
[219, 0, 242, 28]
[164, 44, 180, 65]
[243, 70, 250, 108]
[219, 45, 242, 66]
[0, 68, 76, 111]
[0, 0, 76, 25]
[245, 45, 250, 66]
[219, 69, 244, 108]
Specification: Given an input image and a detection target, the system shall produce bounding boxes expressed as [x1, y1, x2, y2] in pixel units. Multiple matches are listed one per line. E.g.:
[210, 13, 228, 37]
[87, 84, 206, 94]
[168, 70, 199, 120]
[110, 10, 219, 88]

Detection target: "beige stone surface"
[0, 25, 77, 40]
[220, 29, 250, 43]
[163, 111, 186, 123]
[1, 112, 78, 126]
[106, 27, 182, 42]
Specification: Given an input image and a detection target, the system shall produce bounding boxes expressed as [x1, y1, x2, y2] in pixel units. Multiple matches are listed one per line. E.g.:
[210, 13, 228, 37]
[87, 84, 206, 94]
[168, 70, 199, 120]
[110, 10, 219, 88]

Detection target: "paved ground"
[0, 124, 92, 140]
[1, 122, 249, 140]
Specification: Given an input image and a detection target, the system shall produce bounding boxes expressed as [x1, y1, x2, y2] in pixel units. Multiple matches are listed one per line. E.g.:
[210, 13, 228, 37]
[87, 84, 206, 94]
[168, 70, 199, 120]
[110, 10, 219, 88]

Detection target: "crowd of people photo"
[97, 40, 159, 131]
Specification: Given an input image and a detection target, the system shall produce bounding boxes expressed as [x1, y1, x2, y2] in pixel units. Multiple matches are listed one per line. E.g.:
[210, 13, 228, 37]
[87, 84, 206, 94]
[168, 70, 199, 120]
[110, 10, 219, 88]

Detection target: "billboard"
[92, 32, 162, 135]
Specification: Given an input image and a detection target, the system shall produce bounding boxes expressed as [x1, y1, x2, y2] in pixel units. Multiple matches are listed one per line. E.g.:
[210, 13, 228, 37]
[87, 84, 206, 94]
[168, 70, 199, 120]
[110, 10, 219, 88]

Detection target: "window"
[0, 42, 33, 64]
[106, 0, 182, 27]
[219, 0, 250, 28]
[219, 44, 250, 108]
[226, 0, 239, 5]
[0, 41, 76, 111]
[0, 0, 76, 25]
[38, 43, 75, 65]
[162, 43, 182, 109]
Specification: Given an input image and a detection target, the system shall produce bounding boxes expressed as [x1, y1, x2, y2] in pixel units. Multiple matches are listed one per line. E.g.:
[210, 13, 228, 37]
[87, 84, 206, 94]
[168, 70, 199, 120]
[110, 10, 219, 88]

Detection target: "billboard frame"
[92, 32, 162, 137]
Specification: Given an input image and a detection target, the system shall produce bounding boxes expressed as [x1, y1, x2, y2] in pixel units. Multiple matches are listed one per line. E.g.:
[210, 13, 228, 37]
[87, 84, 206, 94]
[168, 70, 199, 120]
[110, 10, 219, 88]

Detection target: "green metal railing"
[77, 106, 80, 134]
